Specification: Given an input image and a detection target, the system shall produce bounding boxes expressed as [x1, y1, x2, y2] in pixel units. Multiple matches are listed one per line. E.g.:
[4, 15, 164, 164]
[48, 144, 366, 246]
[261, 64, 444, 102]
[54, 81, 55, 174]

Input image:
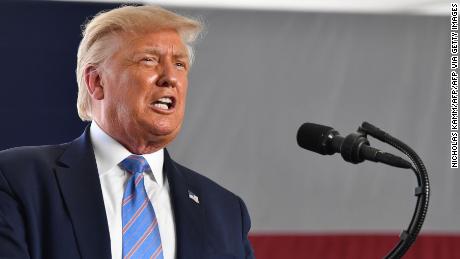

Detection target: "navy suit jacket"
[0, 127, 254, 259]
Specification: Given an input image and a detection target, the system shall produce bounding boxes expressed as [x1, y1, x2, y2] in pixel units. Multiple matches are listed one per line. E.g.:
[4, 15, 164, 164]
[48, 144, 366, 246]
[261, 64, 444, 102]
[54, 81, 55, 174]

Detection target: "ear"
[84, 65, 105, 100]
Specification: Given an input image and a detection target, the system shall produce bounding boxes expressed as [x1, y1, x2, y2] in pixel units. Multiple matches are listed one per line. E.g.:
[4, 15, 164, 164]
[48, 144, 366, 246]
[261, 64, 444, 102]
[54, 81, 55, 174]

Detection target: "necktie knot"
[119, 155, 150, 175]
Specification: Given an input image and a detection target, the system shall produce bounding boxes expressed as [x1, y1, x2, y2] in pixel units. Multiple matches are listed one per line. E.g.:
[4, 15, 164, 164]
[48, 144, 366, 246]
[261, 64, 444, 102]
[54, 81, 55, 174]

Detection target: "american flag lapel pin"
[188, 190, 200, 204]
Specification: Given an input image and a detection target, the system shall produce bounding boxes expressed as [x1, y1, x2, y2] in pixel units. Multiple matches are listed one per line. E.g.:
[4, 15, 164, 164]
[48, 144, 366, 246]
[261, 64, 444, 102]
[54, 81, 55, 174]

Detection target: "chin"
[151, 115, 181, 130]
[149, 123, 181, 138]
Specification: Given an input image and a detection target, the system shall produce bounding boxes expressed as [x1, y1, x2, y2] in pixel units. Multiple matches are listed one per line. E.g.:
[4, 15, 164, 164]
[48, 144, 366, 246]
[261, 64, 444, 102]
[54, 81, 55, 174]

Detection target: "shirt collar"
[89, 122, 164, 186]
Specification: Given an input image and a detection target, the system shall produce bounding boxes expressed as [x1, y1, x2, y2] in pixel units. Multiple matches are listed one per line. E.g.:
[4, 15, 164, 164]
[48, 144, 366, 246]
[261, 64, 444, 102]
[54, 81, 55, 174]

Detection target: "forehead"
[115, 29, 188, 56]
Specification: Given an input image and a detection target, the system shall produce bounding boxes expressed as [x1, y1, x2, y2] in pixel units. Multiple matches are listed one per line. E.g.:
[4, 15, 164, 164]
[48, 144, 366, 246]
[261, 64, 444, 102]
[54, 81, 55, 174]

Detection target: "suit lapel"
[55, 126, 111, 259]
[53, 128, 205, 259]
[164, 150, 206, 259]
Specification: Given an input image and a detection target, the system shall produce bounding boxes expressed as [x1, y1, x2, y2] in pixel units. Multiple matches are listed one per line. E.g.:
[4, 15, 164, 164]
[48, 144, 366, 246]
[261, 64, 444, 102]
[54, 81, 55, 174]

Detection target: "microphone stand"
[358, 122, 430, 259]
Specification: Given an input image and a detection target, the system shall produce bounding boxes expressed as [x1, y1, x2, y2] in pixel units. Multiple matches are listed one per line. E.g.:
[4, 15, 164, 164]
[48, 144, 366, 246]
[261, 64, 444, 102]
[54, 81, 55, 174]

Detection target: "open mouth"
[152, 96, 176, 111]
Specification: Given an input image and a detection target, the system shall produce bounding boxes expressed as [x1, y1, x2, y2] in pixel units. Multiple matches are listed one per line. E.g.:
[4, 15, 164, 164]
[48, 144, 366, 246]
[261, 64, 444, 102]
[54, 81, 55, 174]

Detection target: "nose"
[156, 62, 177, 88]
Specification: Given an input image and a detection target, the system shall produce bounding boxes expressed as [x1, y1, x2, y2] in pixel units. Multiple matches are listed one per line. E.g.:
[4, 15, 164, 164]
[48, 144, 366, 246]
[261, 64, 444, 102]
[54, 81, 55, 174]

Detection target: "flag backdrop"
[0, 1, 457, 258]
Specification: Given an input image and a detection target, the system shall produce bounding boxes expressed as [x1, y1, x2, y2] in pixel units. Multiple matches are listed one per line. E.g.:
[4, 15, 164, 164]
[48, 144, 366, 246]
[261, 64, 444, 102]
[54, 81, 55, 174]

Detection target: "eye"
[140, 57, 158, 65]
[175, 62, 187, 70]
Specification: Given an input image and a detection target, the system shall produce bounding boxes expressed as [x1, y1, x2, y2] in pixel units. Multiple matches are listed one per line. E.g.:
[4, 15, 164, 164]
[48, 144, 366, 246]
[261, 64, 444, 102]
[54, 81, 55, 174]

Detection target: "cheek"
[119, 74, 149, 108]
[145, 73, 159, 85]
[179, 79, 188, 102]
[106, 72, 130, 98]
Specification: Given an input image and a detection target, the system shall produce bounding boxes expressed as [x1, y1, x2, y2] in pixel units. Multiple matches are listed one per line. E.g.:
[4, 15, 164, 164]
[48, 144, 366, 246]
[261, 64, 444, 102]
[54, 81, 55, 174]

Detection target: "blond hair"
[76, 5, 202, 121]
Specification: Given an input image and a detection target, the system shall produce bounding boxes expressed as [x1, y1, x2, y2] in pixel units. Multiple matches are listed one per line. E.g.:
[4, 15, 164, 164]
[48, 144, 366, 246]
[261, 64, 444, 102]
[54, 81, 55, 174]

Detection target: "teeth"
[157, 97, 172, 104]
[154, 103, 169, 110]
[152, 97, 173, 110]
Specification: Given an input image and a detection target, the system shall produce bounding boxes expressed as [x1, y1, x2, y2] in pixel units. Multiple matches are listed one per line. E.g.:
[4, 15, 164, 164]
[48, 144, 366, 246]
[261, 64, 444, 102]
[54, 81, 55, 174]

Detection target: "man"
[0, 5, 254, 259]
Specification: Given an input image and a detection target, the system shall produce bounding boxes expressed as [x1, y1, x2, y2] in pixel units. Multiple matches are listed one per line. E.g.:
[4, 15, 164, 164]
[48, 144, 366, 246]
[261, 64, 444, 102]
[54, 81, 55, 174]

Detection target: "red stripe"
[134, 173, 143, 186]
[122, 199, 149, 234]
[122, 194, 135, 206]
[249, 234, 460, 259]
[125, 220, 157, 258]
[139, 229, 162, 258]
[150, 245, 163, 259]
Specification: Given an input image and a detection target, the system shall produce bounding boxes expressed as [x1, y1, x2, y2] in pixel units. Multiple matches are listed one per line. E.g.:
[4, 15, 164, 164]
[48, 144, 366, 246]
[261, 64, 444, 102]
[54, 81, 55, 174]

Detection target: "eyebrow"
[137, 47, 189, 60]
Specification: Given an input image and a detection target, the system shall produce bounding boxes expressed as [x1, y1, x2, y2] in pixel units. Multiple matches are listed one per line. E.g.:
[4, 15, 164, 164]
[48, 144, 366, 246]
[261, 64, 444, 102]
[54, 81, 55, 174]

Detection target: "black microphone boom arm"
[297, 122, 430, 259]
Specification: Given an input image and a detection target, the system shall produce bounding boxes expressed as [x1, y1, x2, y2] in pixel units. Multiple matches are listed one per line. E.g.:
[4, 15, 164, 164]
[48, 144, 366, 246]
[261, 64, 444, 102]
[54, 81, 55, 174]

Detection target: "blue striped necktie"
[119, 155, 164, 259]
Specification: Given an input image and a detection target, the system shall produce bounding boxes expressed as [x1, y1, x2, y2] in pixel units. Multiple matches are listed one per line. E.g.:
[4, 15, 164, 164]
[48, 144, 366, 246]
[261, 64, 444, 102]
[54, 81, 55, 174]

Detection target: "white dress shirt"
[90, 122, 176, 259]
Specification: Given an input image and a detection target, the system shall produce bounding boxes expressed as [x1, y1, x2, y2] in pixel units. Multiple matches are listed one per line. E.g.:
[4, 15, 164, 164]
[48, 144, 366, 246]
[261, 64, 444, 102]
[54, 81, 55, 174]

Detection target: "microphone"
[297, 123, 412, 169]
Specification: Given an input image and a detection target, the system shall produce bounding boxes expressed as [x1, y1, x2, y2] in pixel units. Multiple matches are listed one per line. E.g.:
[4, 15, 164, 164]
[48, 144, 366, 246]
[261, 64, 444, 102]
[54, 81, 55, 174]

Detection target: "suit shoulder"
[0, 144, 68, 170]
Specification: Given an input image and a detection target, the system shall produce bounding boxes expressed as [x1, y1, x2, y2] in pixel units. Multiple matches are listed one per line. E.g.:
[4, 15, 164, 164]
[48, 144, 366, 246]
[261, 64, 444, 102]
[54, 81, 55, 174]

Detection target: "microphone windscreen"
[297, 123, 335, 155]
